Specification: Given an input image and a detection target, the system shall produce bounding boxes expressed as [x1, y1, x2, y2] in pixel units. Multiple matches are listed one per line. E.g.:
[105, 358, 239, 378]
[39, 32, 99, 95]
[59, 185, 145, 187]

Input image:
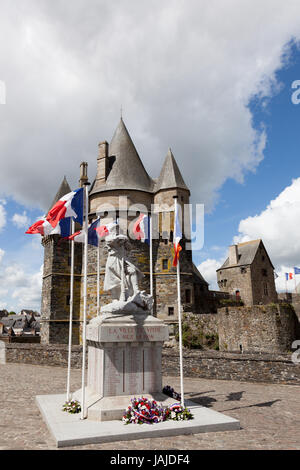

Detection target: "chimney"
[79, 161, 88, 187]
[229, 244, 238, 265]
[96, 141, 109, 184]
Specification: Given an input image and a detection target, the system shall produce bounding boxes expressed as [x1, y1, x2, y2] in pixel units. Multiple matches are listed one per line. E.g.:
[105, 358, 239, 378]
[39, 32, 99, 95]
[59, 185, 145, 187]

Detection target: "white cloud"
[0, 202, 6, 232]
[12, 211, 30, 228]
[11, 265, 43, 308]
[0, 261, 42, 311]
[0, 248, 4, 264]
[234, 178, 300, 267]
[197, 257, 226, 291]
[233, 177, 300, 291]
[0, 1, 300, 210]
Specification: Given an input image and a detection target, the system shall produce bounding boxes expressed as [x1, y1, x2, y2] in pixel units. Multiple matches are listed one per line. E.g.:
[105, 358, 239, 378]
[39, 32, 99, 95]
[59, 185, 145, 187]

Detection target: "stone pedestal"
[74, 312, 169, 421]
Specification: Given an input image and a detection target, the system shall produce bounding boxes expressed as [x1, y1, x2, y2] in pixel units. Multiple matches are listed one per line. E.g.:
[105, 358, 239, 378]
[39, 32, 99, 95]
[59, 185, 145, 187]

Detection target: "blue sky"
[1, 1, 300, 310]
[196, 40, 300, 291]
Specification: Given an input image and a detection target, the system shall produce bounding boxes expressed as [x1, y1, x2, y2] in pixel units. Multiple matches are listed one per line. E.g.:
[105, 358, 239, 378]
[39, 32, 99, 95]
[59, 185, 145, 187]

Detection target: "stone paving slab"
[1, 363, 300, 449]
[36, 393, 240, 448]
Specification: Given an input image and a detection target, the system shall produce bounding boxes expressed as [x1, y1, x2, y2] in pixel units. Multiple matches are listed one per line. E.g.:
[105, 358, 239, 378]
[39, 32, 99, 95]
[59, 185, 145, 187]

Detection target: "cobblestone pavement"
[0, 363, 299, 450]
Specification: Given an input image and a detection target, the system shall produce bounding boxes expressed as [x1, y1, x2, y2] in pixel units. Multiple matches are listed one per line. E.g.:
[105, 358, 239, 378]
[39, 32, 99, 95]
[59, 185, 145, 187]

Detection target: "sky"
[1, 0, 300, 311]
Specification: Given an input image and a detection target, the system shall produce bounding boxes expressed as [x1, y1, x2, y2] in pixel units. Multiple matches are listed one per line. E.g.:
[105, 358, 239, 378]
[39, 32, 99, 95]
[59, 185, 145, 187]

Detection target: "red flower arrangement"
[122, 396, 193, 425]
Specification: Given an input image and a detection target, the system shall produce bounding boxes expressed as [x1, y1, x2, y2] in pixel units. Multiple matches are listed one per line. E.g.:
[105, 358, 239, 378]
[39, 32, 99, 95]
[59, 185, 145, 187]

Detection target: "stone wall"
[217, 241, 277, 306]
[278, 293, 300, 321]
[41, 235, 82, 345]
[250, 244, 277, 305]
[217, 264, 253, 305]
[0, 342, 84, 368]
[183, 312, 218, 336]
[2, 342, 299, 385]
[218, 304, 299, 353]
[162, 348, 300, 385]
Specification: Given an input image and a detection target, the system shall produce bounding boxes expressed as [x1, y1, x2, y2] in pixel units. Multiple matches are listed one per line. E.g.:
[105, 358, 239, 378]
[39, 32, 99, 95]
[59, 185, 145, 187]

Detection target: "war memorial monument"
[35, 119, 240, 447]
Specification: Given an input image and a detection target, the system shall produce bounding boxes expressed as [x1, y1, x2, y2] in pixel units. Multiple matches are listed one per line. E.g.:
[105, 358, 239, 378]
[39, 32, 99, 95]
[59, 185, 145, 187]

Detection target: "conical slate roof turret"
[48, 176, 71, 211]
[155, 148, 189, 193]
[93, 118, 153, 193]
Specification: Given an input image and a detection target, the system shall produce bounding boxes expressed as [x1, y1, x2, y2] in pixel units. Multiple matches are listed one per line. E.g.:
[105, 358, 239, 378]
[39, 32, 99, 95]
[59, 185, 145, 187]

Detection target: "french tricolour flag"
[46, 188, 83, 228]
[133, 213, 150, 245]
[173, 206, 182, 267]
[68, 218, 100, 247]
[95, 221, 117, 239]
[285, 272, 293, 280]
[68, 220, 117, 246]
[26, 217, 72, 237]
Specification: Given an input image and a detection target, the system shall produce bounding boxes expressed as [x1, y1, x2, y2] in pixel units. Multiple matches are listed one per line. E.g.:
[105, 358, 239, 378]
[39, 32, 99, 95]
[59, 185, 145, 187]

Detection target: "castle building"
[216, 239, 277, 306]
[41, 119, 209, 344]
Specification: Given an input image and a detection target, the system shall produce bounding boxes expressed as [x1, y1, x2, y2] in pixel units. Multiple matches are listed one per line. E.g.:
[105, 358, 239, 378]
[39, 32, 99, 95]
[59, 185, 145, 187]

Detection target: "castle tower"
[41, 119, 209, 344]
[216, 239, 277, 306]
[40, 177, 82, 344]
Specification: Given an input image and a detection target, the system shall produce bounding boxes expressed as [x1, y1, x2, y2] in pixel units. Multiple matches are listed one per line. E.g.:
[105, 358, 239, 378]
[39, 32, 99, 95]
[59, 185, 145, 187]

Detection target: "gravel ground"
[0, 362, 299, 450]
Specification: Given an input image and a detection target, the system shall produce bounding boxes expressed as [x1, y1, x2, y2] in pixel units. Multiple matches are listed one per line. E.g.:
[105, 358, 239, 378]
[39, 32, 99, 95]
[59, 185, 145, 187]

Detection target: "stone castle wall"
[2, 342, 299, 385]
[41, 235, 82, 345]
[218, 304, 299, 353]
[278, 293, 300, 320]
[250, 246, 277, 305]
[217, 242, 277, 306]
[217, 265, 253, 305]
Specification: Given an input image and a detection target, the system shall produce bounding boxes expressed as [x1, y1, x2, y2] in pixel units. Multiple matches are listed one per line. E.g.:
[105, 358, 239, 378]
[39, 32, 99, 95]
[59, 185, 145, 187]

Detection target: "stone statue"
[100, 226, 153, 315]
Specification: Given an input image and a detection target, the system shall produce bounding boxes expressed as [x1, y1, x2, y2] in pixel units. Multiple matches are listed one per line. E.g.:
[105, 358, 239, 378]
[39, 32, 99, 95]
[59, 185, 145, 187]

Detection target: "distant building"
[0, 313, 40, 337]
[216, 239, 277, 306]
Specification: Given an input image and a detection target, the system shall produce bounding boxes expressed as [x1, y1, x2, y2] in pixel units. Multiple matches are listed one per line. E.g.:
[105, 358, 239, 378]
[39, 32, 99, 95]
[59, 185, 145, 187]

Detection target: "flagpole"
[66, 218, 75, 401]
[149, 212, 153, 313]
[81, 183, 89, 420]
[97, 234, 100, 316]
[173, 196, 184, 408]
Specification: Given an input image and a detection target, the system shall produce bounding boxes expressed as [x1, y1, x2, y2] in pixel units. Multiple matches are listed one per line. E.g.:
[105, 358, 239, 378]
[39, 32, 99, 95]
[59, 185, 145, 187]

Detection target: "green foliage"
[8, 311, 16, 316]
[62, 400, 81, 414]
[279, 303, 295, 313]
[175, 322, 219, 350]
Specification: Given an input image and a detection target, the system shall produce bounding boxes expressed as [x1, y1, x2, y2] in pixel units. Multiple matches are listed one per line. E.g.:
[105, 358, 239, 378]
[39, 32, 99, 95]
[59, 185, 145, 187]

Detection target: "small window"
[263, 283, 268, 296]
[68, 256, 71, 267]
[162, 259, 168, 270]
[185, 289, 191, 303]
[66, 295, 70, 306]
[262, 255, 265, 261]
[168, 307, 174, 316]
[262, 269, 267, 277]
[240, 267, 246, 274]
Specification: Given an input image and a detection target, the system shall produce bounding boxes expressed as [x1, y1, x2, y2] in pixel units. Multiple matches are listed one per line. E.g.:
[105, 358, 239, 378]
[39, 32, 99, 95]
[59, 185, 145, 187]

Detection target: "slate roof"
[0, 314, 39, 332]
[0, 317, 15, 328]
[192, 262, 209, 285]
[217, 239, 274, 270]
[155, 148, 189, 193]
[91, 118, 154, 195]
[90, 119, 190, 196]
[48, 176, 71, 212]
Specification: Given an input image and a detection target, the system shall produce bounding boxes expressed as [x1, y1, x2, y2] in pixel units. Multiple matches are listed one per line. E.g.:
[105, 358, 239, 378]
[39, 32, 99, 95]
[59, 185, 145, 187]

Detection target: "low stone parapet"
[2, 342, 300, 385]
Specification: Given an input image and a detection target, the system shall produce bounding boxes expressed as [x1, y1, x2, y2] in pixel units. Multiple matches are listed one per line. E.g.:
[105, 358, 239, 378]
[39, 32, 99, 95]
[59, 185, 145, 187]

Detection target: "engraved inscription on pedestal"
[103, 345, 125, 396]
[82, 312, 169, 421]
[125, 345, 143, 394]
